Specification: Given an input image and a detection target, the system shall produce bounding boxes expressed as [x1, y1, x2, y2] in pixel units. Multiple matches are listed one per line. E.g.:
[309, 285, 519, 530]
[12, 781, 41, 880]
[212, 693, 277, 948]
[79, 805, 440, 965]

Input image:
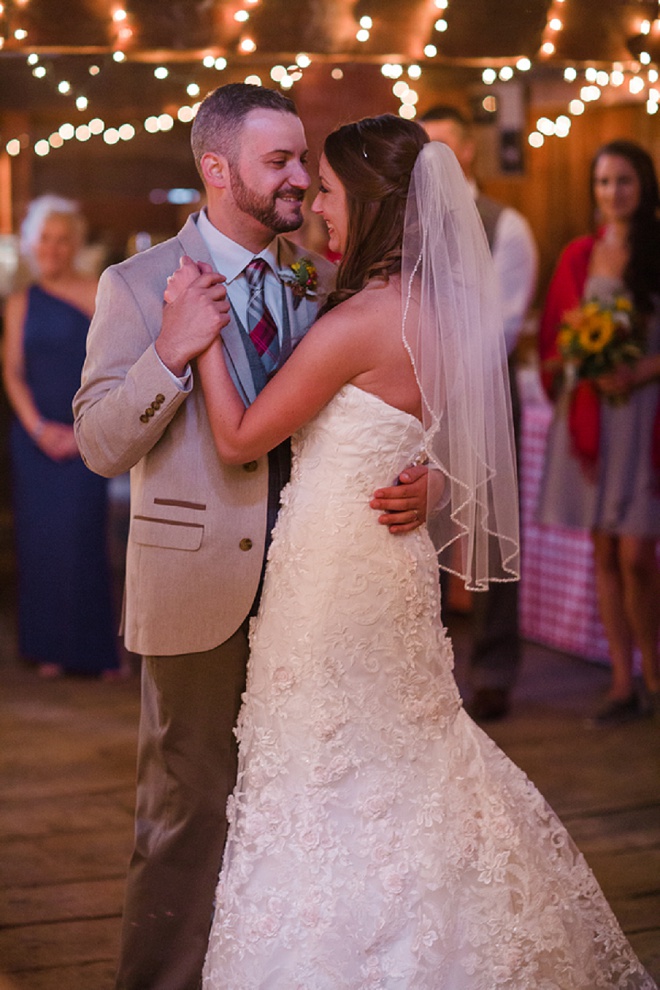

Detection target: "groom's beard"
[229, 164, 305, 234]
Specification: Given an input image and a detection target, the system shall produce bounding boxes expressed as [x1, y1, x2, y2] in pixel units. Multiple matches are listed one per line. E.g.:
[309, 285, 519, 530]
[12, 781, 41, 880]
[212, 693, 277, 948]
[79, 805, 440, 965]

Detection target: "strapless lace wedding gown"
[203, 385, 655, 990]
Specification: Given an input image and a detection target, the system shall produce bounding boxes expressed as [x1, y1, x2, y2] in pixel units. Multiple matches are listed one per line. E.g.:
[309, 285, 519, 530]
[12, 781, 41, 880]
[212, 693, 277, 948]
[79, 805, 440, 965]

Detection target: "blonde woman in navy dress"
[3, 196, 120, 679]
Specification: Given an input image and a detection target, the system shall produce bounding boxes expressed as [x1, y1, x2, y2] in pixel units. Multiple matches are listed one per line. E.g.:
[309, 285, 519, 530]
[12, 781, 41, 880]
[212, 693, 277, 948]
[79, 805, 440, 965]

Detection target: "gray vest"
[475, 193, 505, 253]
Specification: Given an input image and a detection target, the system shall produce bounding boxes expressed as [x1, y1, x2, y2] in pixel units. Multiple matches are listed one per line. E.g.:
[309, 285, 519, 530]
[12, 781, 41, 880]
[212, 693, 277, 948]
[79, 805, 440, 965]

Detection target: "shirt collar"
[196, 209, 280, 284]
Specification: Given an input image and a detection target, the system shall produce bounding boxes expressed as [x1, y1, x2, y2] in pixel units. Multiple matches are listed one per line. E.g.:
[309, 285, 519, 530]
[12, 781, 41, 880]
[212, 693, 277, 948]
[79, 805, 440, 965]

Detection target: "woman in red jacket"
[538, 140, 660, 725]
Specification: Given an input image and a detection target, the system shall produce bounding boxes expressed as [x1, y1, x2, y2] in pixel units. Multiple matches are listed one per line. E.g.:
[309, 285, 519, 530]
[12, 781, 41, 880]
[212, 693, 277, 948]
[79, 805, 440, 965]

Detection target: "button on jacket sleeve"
[74, 261, 191, 478]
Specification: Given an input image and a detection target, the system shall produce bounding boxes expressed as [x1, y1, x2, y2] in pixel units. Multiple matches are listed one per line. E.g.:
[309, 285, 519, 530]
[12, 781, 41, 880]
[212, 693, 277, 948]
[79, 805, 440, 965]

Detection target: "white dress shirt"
[197, 209, 284, 329]
[158, 209, 285, 386]
[469, 181, 538, 356]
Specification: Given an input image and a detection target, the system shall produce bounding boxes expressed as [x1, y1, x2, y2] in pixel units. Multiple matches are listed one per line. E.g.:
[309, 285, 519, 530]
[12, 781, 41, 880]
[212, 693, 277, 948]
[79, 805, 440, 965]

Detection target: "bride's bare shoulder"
[331, 278, 401, 322]
[309, 278, 401, 351]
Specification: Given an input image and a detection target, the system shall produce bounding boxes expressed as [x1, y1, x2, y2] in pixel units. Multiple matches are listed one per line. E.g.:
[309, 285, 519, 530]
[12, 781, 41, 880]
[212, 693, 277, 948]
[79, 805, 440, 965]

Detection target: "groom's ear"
[200, 152, 230, 190]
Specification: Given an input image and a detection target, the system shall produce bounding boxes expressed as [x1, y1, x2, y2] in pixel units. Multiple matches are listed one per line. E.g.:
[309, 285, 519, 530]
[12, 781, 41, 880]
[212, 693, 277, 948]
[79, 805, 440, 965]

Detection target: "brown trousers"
[115, 621, 249, 990]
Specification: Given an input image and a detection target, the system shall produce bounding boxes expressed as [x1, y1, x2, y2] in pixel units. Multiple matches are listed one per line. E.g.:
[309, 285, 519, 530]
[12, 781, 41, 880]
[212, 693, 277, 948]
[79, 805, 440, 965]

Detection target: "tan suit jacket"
[73, 213, 335, 657]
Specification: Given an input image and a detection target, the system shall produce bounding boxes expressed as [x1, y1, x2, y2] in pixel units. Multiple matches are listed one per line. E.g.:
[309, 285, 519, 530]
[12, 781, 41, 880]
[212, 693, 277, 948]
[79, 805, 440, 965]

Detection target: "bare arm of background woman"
[2, 292, 79, 461]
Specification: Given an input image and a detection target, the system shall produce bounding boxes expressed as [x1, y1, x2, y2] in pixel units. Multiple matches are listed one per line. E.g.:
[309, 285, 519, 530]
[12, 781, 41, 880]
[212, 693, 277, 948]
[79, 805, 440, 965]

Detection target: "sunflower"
[576, 308, 615, 353]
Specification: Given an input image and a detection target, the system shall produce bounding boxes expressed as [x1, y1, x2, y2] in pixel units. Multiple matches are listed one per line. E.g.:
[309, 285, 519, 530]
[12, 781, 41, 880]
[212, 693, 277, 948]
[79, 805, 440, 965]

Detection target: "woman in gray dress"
[538, 140, 660, 725]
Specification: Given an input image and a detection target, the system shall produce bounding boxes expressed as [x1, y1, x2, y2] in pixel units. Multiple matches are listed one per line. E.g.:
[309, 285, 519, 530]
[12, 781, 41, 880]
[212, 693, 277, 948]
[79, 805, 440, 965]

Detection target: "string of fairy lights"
[1, 0, 659, 160]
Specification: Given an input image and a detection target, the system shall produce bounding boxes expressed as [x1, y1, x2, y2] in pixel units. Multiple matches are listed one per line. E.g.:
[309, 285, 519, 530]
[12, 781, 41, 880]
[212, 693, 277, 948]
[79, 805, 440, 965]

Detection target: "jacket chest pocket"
[132, 514, 204, 551]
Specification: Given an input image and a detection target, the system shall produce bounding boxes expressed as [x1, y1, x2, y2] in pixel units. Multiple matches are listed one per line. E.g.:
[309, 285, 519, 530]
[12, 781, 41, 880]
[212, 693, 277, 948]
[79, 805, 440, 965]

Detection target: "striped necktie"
[245, 258, 280, 375]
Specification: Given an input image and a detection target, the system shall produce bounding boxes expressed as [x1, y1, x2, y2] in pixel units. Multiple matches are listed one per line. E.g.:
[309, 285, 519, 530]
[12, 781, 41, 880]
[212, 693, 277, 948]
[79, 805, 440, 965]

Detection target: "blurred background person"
[2, 195, 121, 679]
[421, 105, 538, 722]
[538, 140, 660, 725]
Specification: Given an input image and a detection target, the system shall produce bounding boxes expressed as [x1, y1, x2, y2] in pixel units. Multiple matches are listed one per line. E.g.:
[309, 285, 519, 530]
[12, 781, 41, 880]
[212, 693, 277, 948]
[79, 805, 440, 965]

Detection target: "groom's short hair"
[191, 83, 298, 176]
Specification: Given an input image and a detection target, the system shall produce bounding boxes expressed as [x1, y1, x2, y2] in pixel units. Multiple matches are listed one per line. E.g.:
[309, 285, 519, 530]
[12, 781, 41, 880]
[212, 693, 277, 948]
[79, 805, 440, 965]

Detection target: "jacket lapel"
[278, 239, 321, 347]
[176, 214, 258, 405]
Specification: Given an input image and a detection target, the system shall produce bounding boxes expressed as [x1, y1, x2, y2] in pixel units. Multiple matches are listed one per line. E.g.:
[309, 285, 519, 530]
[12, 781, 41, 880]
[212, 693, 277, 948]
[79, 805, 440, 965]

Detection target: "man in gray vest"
[421, 105, 538, 722]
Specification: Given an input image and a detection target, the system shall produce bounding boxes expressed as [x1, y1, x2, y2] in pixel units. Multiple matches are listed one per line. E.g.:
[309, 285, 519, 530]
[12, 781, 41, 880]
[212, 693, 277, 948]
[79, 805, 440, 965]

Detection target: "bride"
[169, 114, 655, 989]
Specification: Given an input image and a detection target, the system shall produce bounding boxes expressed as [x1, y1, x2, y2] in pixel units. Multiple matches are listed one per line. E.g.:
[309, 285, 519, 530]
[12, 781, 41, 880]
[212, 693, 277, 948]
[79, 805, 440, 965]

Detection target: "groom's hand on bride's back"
[157, 255, 230, 377]
[370, 464, 441, 534]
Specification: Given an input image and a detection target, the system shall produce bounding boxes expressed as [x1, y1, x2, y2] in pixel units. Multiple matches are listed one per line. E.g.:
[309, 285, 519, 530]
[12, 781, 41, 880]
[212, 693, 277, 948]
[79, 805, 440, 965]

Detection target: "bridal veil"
[402, 141, 520, 590]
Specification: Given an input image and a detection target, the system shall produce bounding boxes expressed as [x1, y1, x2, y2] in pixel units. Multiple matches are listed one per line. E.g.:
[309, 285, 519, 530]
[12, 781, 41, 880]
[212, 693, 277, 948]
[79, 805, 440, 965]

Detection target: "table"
[518, 396, 612, 662]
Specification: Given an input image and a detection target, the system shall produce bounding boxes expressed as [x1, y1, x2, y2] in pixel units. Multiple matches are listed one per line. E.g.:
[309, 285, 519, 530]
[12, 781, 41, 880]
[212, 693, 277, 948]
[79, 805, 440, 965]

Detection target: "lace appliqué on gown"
[203, 385, 655, 990]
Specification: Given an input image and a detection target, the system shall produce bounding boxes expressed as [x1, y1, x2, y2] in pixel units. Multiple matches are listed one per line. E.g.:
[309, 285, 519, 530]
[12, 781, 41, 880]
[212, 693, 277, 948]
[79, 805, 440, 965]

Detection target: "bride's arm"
[197, 301, 369, 464]
[170, 256, 430, 528]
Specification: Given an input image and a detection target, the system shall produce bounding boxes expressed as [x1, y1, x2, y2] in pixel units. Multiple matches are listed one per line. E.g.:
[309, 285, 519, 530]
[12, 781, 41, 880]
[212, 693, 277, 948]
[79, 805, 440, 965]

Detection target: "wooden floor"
[0, 501, 659, 988]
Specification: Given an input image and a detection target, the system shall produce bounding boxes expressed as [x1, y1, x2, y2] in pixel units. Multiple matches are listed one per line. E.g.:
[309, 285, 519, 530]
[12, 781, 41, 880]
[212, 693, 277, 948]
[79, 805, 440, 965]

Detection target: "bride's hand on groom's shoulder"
[370, 464, 437, 535]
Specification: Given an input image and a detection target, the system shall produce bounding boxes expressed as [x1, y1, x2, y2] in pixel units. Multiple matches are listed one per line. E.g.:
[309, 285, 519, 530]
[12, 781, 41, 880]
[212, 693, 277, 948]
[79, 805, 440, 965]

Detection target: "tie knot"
[245, 257, 268, 288]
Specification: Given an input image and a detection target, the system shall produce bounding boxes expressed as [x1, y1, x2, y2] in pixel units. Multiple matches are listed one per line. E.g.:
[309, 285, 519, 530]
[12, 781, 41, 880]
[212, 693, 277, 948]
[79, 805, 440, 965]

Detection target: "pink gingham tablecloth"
[520, 398, 611, 663]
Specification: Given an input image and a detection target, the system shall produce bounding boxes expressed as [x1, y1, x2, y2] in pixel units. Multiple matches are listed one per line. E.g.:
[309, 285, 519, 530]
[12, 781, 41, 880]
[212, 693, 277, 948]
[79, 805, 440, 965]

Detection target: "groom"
[74, 83, 427, 990]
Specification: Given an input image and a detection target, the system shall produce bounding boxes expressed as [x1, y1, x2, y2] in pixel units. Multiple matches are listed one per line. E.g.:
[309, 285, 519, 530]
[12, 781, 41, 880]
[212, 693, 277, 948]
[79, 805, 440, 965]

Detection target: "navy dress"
[9, 285, 119, 674]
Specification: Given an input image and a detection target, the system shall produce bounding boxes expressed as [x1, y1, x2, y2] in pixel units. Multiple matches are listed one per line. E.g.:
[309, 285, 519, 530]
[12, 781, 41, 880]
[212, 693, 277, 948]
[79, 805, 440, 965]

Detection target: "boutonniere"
[278, 258, 318, 309]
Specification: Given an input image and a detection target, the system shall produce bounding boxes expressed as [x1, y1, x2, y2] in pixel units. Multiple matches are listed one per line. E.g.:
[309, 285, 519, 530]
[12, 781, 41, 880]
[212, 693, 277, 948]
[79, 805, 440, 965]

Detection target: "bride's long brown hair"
[319, 114, 429, 314]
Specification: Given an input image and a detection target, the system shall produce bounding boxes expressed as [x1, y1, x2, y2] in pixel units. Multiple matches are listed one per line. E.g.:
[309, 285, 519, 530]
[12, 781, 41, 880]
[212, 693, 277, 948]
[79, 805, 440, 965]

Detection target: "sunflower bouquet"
[557, 296, 645, 403]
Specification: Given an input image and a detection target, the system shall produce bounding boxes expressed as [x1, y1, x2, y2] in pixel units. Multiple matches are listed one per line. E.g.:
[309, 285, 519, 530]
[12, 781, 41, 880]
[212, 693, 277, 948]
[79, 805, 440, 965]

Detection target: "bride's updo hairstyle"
[320, 113, 428, 312]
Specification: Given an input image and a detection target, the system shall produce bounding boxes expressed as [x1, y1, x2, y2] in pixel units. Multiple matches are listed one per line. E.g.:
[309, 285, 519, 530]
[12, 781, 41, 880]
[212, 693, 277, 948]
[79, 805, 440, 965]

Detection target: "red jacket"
[539, 234, 660, 476]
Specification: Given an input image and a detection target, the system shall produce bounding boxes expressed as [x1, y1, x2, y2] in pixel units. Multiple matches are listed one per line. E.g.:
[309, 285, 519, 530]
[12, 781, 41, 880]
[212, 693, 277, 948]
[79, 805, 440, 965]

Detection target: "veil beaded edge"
[402, 142, 520, 590]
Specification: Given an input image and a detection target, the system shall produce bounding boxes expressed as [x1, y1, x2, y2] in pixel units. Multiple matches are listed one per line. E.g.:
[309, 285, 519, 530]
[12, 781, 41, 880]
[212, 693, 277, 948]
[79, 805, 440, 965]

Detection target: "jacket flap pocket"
[132, 515, 203, 551]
